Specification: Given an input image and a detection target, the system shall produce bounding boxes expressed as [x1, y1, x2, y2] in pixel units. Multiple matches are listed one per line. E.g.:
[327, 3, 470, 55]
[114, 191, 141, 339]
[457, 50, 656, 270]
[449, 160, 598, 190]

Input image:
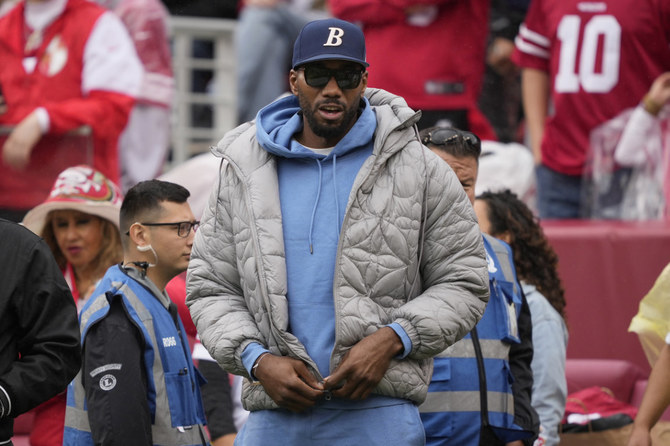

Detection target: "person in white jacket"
[613, 72, 670, 219]
[585, 72, 670, 220]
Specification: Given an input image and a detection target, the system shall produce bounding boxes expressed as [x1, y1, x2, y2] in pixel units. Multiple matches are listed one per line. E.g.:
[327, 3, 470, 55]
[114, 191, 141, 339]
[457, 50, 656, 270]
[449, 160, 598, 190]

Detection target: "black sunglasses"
[299, 65, 364, 90]
[421, 128, 481, 150]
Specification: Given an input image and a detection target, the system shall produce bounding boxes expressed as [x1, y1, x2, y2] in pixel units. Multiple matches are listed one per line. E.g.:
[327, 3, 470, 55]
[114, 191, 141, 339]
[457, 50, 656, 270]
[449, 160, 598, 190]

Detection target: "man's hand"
[644, 72, 670, 116]
[253, 354, 324, 412]
[488, 38, 517, 77]
[2, 112, 43, 170]
[323, 327, 403, 400]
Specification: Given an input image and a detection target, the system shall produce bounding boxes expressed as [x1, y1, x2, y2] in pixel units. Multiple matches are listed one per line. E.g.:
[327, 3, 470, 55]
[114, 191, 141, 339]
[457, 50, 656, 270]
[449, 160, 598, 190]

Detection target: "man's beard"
[299, 94, 360, 141]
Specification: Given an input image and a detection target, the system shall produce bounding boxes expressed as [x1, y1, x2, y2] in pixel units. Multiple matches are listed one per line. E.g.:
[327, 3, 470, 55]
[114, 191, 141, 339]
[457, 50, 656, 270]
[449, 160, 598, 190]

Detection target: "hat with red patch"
[22, 165, 123, 235]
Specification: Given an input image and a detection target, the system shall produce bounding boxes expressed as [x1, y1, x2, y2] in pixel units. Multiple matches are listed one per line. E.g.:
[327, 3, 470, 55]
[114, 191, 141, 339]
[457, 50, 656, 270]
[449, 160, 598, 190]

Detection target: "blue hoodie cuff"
[387, 323, 412, 359]
[241, 343, 270, 379]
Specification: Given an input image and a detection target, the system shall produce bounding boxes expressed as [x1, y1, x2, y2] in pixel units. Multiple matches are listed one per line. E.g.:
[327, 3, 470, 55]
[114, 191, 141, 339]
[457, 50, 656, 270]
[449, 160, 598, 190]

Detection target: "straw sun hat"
[22, 165, 123, 236]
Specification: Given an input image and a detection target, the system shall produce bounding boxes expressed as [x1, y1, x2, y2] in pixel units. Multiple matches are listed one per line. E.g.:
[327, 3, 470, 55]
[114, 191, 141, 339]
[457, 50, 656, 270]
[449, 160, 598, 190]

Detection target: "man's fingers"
[322, 369, 344, 391]
[273, 378, 322, 411]
[290, 375, 324, 401]
[323, 350, 350, 390]
[295, 362, 323, 391]
[330, 375, 375, 400]
[330, 380, 356, 399]
[348, 386, 374, 401]
[332, 383, 372, 400]
[256, 356, 324, 411]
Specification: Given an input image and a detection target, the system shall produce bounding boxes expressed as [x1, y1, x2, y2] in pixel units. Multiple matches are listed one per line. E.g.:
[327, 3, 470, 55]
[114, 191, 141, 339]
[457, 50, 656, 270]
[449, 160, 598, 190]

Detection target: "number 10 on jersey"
[555, 15, 621, 93]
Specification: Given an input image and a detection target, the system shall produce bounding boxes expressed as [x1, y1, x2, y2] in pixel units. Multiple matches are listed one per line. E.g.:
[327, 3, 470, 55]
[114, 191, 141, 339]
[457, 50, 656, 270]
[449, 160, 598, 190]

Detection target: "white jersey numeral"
[555, 14, 621, 93]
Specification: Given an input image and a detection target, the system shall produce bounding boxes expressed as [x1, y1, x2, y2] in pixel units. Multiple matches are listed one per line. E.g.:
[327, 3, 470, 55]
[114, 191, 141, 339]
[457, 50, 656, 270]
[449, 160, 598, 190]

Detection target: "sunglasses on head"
[421, 128, 481, 150]
[298, 65, 364, 90]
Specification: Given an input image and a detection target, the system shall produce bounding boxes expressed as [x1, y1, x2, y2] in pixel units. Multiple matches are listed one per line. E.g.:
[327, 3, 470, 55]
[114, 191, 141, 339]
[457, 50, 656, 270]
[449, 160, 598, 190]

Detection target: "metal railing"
[168, 16, 237, 166]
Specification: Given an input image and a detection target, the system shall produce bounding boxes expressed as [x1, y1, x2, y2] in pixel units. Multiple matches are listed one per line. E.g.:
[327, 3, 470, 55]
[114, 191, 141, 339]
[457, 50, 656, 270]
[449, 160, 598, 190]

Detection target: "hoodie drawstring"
[309, 159, 323, 254]
[309, 155, 342, 254]
[332, 154, 340, 234]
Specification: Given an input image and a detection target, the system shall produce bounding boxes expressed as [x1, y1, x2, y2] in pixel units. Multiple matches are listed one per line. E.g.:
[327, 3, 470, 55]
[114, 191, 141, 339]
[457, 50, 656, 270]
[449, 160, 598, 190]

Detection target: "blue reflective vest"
[420, 235, 528, 445]
[63, 265, 207, 446]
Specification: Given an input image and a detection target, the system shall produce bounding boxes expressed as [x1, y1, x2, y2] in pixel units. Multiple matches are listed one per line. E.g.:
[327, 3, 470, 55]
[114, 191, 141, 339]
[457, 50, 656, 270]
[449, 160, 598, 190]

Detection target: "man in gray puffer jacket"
[187, 18, 489, 445]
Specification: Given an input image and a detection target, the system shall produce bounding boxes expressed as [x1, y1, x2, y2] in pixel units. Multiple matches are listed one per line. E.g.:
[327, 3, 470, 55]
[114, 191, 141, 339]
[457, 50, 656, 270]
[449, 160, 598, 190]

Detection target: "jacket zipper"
[222, 154, 323, 381]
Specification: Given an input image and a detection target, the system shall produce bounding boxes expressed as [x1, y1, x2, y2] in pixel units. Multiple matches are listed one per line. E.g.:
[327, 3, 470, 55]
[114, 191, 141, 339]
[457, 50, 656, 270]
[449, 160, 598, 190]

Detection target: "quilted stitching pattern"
[186, 89, 489, 410]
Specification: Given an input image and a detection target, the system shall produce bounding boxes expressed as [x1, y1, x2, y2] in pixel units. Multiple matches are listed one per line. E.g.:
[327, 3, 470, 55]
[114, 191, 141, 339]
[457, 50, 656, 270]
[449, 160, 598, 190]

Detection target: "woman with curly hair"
[474, 189, 568, 446]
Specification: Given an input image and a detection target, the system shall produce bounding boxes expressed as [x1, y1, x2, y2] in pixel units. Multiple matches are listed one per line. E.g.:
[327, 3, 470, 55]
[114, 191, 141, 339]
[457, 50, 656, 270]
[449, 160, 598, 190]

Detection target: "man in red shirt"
[0, 0, 142, 221]
[513, 0, 670, 218]
[329, 0, 496, 141]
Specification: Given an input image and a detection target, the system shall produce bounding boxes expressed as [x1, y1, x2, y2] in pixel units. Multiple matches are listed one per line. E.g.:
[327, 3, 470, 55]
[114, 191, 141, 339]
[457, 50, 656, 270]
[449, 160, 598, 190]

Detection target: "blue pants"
[536, 164, 582, 219]
[537, 163, 634, 219]
[234, 402, 425, 446]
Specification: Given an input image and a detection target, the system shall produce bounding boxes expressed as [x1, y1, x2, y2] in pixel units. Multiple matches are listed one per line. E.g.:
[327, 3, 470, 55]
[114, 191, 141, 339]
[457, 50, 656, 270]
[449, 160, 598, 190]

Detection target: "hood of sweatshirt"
[255, 94, 377, 160]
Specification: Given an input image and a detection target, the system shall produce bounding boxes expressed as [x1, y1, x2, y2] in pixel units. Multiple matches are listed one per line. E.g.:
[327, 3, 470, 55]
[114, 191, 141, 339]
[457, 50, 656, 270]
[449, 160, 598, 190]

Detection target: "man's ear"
[289, 69, 299, 95]
[360, 71, 368, 98]
[128, 222, 149, 248]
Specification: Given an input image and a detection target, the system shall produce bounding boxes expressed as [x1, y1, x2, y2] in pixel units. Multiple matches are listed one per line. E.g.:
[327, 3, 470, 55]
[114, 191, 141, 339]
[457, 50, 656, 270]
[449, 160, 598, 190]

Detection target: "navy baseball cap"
[292, 18, 369, 69]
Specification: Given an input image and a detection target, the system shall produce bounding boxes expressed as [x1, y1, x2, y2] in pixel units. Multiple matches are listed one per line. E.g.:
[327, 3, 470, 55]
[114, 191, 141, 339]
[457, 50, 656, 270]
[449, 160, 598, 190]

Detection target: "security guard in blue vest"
[64, 180, 208, 446]
[419, 127, 539, 446]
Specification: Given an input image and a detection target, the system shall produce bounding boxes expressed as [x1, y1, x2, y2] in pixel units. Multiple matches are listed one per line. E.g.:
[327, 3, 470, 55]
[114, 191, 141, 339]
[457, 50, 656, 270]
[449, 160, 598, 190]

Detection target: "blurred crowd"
[1, 1, 669, 446]
[2, 0, 669, 223]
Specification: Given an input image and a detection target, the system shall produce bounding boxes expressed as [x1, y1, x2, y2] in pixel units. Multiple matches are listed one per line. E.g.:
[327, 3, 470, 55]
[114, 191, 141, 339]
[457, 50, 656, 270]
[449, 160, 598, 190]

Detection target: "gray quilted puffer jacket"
[186, 88, 489, 410]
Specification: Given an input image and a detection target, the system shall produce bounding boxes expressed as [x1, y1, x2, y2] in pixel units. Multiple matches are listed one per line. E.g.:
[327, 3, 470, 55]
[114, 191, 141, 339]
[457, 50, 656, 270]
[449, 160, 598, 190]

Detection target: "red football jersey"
[330, 0, 496, 140]
[513, 0, 670, 175]
[0, 0, 140, 210]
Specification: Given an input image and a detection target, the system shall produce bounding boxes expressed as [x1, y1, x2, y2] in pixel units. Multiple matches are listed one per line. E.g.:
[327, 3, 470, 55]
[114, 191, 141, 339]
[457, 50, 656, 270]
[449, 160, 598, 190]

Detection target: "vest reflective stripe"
[78, 288, 116, 328]
[420, 390, 514, 414]
[64, 267, 207, 446]
[64, 398, 89, 431]
[437, 338, 510, 360]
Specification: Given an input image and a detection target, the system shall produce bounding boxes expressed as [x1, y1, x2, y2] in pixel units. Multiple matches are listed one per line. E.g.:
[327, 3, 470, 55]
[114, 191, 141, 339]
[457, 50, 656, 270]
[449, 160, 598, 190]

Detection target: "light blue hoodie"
[251, 94, 376, 379]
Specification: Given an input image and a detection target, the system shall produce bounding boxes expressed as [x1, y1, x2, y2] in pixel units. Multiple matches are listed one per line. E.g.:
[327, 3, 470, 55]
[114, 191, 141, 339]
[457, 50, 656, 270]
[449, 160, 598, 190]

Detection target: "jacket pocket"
[164, 370, 199, 428]
[430, 357, 451, 383]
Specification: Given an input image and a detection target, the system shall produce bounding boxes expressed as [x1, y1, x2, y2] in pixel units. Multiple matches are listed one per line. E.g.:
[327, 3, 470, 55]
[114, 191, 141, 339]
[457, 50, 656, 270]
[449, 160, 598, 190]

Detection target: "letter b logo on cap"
[324, 27, 344, 47]
[292, 19, 368, 69]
